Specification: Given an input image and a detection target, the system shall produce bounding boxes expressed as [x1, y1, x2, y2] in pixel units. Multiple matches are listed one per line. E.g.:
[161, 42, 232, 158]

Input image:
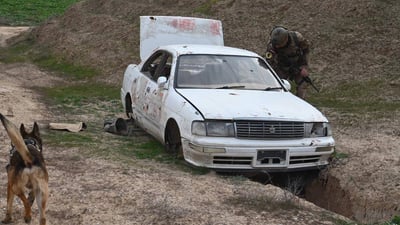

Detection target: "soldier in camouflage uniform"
[265, 26, 310, 99]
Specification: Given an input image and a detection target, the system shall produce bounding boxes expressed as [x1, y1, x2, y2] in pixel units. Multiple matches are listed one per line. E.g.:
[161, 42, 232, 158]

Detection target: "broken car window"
[175, 55, 281, 90]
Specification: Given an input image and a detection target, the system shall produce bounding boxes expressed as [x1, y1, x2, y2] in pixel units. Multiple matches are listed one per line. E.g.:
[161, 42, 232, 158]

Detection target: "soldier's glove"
[300, 66, 309, 77]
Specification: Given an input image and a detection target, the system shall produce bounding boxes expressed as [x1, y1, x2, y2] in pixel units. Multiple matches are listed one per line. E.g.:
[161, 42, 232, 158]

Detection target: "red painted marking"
[210, 21, 221, 35]
[169, 18, 196, 31]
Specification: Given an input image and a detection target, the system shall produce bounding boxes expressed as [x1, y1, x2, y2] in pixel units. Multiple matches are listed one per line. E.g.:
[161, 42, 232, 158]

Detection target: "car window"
[175, 55, 281, 90]
[141, 51, 172, 81]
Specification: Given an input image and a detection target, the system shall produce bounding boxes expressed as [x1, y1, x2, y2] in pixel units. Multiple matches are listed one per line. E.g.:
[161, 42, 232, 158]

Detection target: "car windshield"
[175, 55, 282, 90]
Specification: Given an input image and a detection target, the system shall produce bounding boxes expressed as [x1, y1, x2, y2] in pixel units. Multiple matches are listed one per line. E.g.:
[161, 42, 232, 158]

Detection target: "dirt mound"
[33, 0, 400, 86]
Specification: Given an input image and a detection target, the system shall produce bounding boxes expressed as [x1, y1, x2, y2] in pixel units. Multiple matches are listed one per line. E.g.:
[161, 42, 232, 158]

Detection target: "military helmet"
[270, 26, 289, 48]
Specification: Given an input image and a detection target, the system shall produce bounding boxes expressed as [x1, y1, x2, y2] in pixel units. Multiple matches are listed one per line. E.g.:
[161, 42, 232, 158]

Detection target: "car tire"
[165, 120, 183, 159]
[125, 95, 133, 118]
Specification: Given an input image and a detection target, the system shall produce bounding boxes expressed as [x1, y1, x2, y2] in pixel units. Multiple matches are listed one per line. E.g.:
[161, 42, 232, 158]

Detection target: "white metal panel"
[176, 89, 328, 122]
[140, 16, 224, 60]
[161, 44, 258, 58]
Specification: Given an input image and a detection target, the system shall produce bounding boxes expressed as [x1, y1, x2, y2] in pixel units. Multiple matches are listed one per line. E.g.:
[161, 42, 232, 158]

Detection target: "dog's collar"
[24, 139, 37, 146]
[9, 145, 17, 157]
[9, 138, 40, 157]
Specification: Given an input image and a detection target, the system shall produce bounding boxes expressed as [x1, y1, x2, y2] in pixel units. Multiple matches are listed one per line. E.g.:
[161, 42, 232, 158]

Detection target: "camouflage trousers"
[275, 67, 308, 99]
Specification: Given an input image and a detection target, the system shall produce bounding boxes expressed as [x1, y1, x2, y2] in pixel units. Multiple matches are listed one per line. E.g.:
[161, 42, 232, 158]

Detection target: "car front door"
[137, 51, 172, 137]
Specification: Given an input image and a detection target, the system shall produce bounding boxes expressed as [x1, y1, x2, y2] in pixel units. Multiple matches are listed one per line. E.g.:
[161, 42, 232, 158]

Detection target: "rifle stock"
[303, 76, 320, 92]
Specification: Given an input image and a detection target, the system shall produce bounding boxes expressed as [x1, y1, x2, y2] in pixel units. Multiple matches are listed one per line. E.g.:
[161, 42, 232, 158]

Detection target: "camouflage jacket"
[265, 31, 310, 79]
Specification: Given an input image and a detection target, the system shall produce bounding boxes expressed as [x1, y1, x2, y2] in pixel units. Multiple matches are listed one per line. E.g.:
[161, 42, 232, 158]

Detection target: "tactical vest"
[275, 32, 305, 71]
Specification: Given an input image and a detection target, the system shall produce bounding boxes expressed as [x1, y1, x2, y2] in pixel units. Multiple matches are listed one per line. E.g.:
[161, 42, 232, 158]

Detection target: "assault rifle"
[303, 76, 320, 93]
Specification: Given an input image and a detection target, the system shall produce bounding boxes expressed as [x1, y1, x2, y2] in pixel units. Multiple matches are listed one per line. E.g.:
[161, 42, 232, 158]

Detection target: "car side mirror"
[157, 76, 168, 89]
[281, 79, 291, 91]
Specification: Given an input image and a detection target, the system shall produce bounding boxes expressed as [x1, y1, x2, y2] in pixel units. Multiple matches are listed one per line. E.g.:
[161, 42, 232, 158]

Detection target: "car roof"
[157, 44, 261, 58]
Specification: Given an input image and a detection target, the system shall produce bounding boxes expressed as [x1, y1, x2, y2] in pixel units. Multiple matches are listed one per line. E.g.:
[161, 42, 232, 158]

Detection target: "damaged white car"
[121, 16, 335, 172]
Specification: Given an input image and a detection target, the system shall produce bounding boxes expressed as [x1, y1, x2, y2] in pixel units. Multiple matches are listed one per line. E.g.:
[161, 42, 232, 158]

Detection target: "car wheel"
[125, 95, 133, 118]
[165, 121, 183, 159]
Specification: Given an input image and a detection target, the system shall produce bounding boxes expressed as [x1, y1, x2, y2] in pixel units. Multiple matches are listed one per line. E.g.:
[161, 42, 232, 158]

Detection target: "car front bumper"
[182, 136, 335, 172]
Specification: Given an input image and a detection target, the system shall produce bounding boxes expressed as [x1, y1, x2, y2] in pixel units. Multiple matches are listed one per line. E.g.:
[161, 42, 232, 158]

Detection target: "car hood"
[177, 89, 328, 122]
[140, 16, 224, 61]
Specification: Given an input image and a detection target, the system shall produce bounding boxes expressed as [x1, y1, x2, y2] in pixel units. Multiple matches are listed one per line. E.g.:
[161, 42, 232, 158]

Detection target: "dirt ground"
[0, 27, 354, 225]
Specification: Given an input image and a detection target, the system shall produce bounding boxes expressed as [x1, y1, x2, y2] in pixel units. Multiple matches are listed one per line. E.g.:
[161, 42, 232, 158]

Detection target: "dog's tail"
[0, 113, 33, 166]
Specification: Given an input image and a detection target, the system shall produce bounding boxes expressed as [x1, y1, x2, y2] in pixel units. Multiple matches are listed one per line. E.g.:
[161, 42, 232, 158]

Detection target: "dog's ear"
[20, 124, 28, 136]
[32, 122, 40, 137]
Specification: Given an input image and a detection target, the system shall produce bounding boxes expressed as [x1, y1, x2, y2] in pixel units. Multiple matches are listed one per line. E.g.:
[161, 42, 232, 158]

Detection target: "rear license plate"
[257, 150, 287, 160]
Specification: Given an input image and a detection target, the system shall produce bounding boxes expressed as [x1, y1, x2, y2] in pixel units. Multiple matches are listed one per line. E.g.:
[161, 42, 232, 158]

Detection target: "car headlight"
[192, 121, 235, 137]
[304, 122, 332, 137]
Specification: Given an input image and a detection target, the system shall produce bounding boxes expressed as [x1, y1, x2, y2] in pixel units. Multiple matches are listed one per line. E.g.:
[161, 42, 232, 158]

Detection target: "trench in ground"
[245, 170, 400, 224]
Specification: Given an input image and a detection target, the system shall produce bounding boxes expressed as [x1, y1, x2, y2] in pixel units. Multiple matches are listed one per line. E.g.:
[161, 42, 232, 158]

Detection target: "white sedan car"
[121, 16, 335, 172]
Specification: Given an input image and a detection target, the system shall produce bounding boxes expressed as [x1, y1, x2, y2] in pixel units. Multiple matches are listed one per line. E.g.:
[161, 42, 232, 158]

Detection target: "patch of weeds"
[120, 136, 206, 174]
[0, 40, 98, 80]
[194, 0, 219, 15]
[0, 38, 34, 62]
[43, 122, 140, 162]
[0, 0, 80, 25]
[180, 163, 211, 175]
[43, 129, 95, 148]
[41, 83, 120, 112]
[33, 53, 98, 80]
[382, 215, 400, 225]
[134, 140, 169, 160]
[308, 78, 400, 122]
[134, 140, 210, 175]
[91, 135, 143, 160]
[332, 151, 349, 160]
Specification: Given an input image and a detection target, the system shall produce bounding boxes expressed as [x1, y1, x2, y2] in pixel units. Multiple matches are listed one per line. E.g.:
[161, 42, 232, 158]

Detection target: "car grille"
[235, 121, 304, 139]
[290, 155, 320, 164]
[213, 156, 252, 165]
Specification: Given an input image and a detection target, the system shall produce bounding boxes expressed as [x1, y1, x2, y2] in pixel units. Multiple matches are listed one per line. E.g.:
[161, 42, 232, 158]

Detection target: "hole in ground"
[245, 170, 354, 219]
[245, 170, 399, 224]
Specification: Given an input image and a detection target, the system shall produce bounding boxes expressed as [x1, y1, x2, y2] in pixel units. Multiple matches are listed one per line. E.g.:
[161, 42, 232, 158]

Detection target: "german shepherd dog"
[0, 113, 48, 225]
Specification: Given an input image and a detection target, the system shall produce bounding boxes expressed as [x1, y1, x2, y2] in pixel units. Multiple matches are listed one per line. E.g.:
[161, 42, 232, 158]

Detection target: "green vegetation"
[42, 84, 120, 107]
[0, 39, 98, 80]
[44, 129, 95, 148]
[135, 141, 171, 160]
[34, 54, 98, 80]
[308, 78, 400, 123]
[0, 0, 80, 25]
[44, 125, 208, 174]
[44, 126, 145, 162]
[194, 0, 219, 15]
[332, 151, 349, 160]
[384, 215, 400, 225]
[330, 213, 400, 225]
[0, 38, 33, 62]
